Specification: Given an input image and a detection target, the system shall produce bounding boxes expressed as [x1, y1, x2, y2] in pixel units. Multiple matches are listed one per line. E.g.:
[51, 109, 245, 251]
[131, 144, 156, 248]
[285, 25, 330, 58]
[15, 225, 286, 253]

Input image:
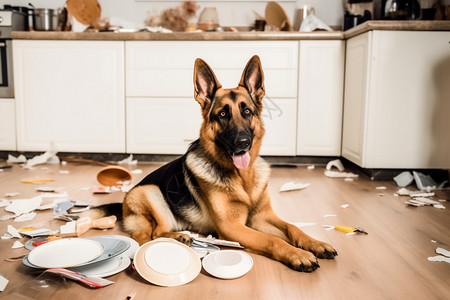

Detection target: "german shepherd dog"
[90, 55, 336, 272]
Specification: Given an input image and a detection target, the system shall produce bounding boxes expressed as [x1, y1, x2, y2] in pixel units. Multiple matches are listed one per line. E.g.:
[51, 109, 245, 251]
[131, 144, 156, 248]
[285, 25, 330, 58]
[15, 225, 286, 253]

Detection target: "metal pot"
[33, 8, 57, 31]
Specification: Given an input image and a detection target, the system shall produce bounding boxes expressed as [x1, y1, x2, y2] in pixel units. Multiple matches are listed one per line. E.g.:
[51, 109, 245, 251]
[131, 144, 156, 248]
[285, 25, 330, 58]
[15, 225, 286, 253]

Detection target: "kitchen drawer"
[126, 97, 297, 156]
[126, 41, 298, 98]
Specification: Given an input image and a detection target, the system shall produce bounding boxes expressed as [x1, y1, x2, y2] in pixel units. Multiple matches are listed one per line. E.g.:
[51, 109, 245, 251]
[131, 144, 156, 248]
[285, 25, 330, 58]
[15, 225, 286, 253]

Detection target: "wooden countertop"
[344, 20, 450, 38]
[11, 30, 344, 41]
[11, 20, 450, 41]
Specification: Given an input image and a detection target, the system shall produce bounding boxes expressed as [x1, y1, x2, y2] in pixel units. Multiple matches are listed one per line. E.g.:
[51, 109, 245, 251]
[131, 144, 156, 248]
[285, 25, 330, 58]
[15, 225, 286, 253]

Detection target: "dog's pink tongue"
[232, 152, 251, 169]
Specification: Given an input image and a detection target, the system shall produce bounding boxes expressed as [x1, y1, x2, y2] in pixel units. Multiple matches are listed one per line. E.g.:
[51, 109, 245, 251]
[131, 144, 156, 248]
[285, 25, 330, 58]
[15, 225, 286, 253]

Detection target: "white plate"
[202, 250, 253, 279]
[27, 238, 104, 268]
[69, 253, 131, 277]
[134, 238, 201, 287]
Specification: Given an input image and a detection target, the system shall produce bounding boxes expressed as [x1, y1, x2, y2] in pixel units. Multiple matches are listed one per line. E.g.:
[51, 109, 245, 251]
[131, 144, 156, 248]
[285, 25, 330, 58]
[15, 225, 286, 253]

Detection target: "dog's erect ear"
[239, 55, 265, 105]
[193, 58, 222, 110]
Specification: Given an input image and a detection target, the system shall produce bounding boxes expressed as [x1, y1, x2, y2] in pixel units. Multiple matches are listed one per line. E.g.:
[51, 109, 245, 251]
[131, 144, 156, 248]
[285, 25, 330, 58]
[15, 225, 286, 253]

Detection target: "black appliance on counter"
[0, 10, 27, 98]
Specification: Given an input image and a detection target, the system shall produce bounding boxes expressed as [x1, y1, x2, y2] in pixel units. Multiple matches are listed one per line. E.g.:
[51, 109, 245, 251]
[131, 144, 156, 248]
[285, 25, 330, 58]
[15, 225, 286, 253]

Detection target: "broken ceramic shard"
[279, 181, 310, 192]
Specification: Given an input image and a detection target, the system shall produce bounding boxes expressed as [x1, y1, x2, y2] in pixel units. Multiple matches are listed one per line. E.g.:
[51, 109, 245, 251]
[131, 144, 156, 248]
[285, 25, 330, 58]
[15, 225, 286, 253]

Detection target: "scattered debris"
[307, 165, 315, 170]
[428, 247, 450, 264]
[0, 272, 8, 292]
[279, 181, 310, 192]
[22, 148, 59, 170]
[12, 241, 24, 249]
[324, 170, 359, 178]
[7, 225, 22, 238]
[6, 154, 27, 164]
[59, 170, 70, 174]
[130, 169, 143, 174]
[14, 212, 37, 222]
[340, 204, 349, 209]
[0, 199, 11, 208]
[326, 159, 345, 172]
[344, 177, 354, 182]
[5, 195, 42, 216]
[375, 186, 387, 190]
[185, 232, 243, 248]
[393, 171, 414, 187]
[289, 222, 316, 228]
[45, 269, 114, 288]
[60, 221, 77, 234]
[118, 154, 138, 165]
[413, 171, 437, 191]
[323, 214, 337, 218]
[21, 179, 55, 184]
[93, 186, 111, 194]
[323, 225, 368, 235]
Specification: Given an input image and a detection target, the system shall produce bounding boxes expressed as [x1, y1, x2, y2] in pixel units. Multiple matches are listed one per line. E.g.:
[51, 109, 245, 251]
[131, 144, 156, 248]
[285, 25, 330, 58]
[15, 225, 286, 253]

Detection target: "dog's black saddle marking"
[135, 155, 198, 218]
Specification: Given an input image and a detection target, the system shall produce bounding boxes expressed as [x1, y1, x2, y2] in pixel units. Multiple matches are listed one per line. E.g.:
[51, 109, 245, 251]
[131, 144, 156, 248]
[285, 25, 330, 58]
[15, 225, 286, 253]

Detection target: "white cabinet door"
[13, 40, 125, 152]
[126, 41, 298, 98]
[297, 40, 345, 156]
[126, 98, 202, 154]
[260, 97, 297, 156]
[342, 32, 371, 166]
[127, 97, 297, 156]
[0, 99, 16, 150]
[342, 31, 450, 169]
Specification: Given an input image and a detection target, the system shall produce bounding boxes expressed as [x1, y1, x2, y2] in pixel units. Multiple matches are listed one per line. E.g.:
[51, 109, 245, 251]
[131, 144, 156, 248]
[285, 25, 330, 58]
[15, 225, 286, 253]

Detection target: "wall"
[0, 0, 345, 29]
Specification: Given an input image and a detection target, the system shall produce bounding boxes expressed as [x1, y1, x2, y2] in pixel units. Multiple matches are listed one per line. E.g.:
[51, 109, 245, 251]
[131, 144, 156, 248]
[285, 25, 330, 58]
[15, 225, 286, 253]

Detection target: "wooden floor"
[0, 160, 449, 299]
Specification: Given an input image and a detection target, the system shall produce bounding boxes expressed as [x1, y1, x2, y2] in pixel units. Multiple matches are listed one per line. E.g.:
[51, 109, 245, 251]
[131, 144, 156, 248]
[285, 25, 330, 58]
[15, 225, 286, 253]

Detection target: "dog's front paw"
[303, 239, 337, 259]
[285, 248, 320, 273]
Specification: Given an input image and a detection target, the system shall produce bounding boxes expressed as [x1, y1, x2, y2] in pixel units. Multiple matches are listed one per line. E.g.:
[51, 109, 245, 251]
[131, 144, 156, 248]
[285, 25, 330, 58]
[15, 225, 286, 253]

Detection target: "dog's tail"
[80, 203, 123, 221]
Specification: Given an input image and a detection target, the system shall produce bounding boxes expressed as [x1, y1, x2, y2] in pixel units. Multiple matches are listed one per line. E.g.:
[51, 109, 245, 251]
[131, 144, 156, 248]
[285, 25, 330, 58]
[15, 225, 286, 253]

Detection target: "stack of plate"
[133, 238, 254, 286]
[23, 235, 138, 278]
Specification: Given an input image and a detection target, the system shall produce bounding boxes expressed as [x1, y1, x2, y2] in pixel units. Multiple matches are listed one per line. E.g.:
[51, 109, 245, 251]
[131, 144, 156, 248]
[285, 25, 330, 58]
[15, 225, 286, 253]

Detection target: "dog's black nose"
[235, 135, 251, 150]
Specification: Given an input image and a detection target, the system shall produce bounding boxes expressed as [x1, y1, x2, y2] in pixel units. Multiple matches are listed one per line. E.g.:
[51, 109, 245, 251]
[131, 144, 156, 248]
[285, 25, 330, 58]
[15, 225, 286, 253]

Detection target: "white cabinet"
[126, 98, 202, 154]
[126, 41, 299, 155]
[297, 40, 345, 156]
[13, 40, 125, 152]
[342, 31, 450, 169]
[0, 99, 16, 150]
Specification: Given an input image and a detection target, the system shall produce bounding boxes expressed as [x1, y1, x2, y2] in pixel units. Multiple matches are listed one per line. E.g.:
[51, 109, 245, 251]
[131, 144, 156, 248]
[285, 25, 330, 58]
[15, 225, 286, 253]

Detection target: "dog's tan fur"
[113, 56, 336, 272]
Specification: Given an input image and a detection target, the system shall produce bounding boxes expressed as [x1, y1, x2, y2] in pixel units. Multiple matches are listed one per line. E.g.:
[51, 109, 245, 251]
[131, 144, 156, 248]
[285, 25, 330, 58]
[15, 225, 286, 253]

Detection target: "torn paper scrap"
[7, 225, 22, 238]
[433, 204, 446, 209]
[0, 199, 11, 208]
[5, 195, 42, 216]
[290, 222, 316, 228]
[7, 154, 27, 164]
[280, 181, 310, 192]
[14, 212, 37, 222]
[0, 273, 8, 292]
[324, 170, 359, 178]
[323, 214, 337, 218]
[60, 221, 76, 234]
[393, 171, 414, 187]
[118, 154, 138, 165]
[436, 247, 450, 257]
[23, 150, 58, 169]
[413, 171, 437, 191]
[326, 159, 345, 171]
[427, 256, 450, 263]
[130, 169, 143, 174]
[59, 170, 70, 174]
[375, 186, 387, 190]
[12, 241, 24, 249]
[340, 204, 349, 209]
[307, 165, 315, 170]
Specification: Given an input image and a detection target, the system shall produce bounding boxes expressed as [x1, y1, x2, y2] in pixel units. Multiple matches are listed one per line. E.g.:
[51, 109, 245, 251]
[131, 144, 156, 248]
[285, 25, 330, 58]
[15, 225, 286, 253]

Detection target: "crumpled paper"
[300, 14, 332, 32]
